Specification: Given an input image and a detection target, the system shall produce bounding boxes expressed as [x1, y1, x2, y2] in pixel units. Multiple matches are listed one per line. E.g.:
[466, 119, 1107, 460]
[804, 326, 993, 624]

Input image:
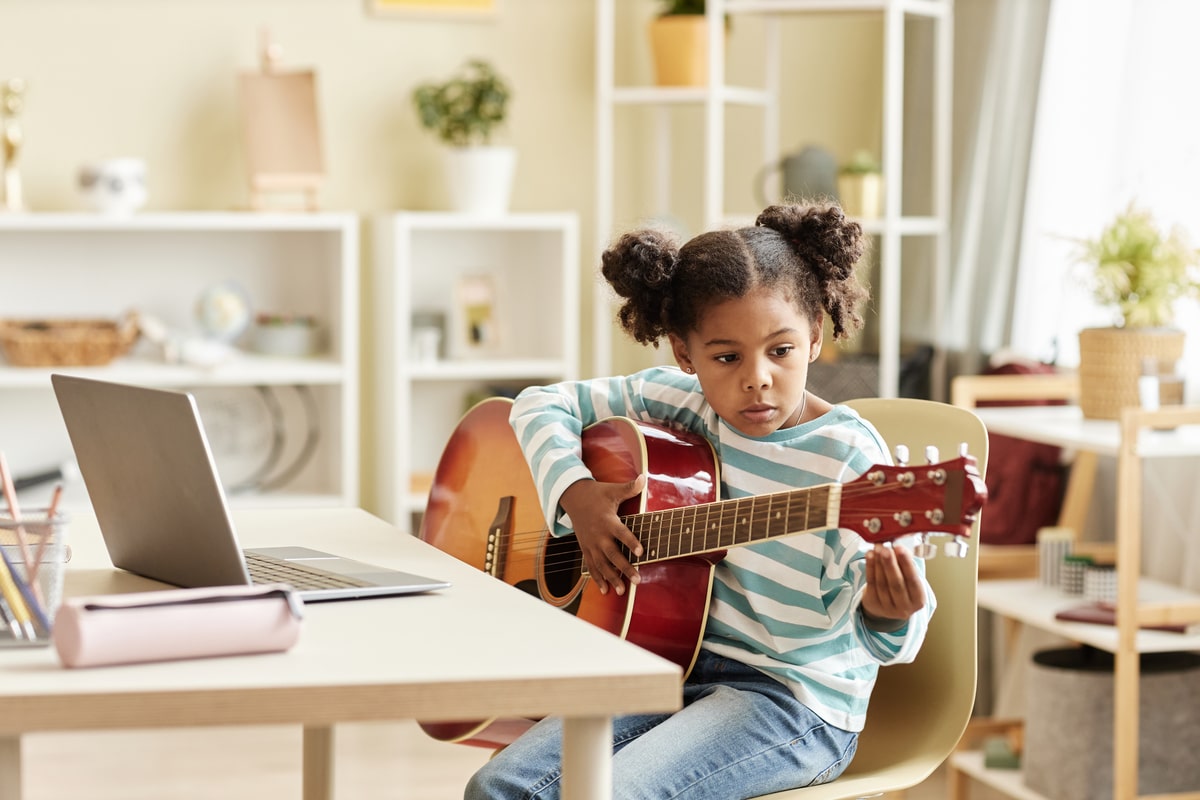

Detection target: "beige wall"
[0, 0, 881, 511]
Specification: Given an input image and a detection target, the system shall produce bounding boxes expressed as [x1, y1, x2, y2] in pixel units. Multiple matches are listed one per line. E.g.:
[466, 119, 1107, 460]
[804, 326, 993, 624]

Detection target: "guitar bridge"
[485, 496, 515, 580]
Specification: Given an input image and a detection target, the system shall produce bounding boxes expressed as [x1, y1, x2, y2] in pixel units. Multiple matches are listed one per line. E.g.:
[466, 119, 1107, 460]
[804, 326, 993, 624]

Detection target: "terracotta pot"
[1077, 326, 1185, 419]
[648, 15, 711, 87]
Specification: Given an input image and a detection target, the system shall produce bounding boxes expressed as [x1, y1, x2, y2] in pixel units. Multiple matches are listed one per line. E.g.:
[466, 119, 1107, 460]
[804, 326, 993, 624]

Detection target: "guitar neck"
[623, 484, 840, 564]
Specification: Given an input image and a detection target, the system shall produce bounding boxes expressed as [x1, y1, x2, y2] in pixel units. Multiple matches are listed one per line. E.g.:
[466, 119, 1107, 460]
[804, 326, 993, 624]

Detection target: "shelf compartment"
[948, 751, 1048, 800]
[0, 212, 360, 509]
[373, 211, 580, 532]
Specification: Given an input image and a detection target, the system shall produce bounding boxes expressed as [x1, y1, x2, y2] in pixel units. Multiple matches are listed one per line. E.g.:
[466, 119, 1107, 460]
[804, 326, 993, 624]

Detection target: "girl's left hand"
[861, 544, 926, 622]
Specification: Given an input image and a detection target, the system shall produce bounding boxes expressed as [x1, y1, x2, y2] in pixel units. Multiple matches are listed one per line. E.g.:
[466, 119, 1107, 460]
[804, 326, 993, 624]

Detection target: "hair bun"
[600, 228, 680, 345]
[756, 203, 863, 281]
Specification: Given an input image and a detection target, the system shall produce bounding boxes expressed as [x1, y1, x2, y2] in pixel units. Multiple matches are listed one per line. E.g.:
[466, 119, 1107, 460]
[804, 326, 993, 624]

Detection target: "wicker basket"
[0, 313, 140, 367]
[1077, 327, 1185, 420]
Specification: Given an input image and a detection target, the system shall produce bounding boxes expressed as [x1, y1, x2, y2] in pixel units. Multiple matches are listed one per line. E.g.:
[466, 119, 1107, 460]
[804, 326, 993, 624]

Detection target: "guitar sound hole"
[542, 535, 584, 601]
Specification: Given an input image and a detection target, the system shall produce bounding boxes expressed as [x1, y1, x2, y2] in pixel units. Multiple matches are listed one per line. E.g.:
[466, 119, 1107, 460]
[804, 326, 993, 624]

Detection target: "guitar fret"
[625, 482, 842, 563]
[656, 508, 673, 559]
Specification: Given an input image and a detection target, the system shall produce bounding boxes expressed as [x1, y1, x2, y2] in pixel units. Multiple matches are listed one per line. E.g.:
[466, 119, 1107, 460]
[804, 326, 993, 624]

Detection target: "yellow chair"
[753, 397, 988, 800]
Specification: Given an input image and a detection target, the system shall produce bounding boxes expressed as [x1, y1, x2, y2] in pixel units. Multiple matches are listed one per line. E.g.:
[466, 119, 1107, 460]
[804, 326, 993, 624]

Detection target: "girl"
[464, 202, 933, 800]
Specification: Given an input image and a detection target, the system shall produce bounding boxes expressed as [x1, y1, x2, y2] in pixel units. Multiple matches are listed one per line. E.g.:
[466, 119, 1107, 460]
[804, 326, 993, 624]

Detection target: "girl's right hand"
[559, 475, 646, 596]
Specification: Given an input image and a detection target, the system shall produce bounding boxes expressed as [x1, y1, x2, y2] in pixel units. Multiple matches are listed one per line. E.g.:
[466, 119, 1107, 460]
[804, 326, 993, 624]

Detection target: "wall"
[0, 0, 879, 513]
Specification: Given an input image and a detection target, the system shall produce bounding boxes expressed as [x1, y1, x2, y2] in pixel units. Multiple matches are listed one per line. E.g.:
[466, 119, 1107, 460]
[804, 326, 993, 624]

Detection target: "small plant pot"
[837, 173, 883, 218]
[444, 146, 517, 215]
[251, 317, 321, 358]
[648, 15, 712, 87]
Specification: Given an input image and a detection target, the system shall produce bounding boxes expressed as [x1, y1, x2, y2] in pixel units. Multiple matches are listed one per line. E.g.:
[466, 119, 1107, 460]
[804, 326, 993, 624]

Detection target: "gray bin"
[1025, 647, 1200, 800]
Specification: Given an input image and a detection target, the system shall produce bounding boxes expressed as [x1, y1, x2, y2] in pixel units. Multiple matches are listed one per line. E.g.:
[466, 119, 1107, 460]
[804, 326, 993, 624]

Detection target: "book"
[1054, 601, 1190, 634]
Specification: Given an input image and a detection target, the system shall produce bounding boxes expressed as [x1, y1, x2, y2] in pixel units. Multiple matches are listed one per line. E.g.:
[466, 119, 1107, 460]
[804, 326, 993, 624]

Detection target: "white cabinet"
[0, 212, 360, 510]
[594, 0, 952, 398]
[373, 211, 580, 533]
[949, 404, 1200, 800]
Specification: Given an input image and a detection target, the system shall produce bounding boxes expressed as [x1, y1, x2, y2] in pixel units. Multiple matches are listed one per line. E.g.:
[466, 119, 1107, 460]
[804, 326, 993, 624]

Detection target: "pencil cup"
[1059, 554, 1093, 596]
[1083, 564, 1118, 603]
[1036, 527, 1074, 588]
[0, 508, 70, 643]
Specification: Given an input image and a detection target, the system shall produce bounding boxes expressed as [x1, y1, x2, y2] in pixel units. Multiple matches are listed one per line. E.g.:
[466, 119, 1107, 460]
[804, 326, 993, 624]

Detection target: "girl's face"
[670, 285, 822, 438]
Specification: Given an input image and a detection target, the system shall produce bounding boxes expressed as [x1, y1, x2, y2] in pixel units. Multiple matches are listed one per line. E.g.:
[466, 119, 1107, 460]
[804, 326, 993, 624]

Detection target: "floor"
[21, 722, 1013, 799]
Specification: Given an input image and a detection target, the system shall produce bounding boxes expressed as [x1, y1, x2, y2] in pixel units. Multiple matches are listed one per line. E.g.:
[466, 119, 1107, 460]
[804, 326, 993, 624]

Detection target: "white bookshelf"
[0, 212, 360, 510]
[373, 211, 580, 533]
[594, 0, 953, 398]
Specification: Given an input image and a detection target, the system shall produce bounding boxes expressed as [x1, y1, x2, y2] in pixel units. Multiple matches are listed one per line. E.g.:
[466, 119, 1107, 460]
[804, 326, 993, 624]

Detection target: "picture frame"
[451, 275, 499, 358]
[367, 0, 498, 18]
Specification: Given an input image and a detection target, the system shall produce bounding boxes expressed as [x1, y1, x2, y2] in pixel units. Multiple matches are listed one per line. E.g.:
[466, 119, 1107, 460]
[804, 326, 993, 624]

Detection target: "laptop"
[51, 374, 450, 601]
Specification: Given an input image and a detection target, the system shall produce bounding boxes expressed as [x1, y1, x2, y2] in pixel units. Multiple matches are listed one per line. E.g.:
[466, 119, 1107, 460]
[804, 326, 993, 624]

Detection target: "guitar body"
[418, 397, 721, 747]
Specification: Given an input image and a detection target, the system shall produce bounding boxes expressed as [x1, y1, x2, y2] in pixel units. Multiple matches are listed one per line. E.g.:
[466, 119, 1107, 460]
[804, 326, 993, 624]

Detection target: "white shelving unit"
[948, 404, 1200, 800]
[0, 212, 360, 510]
[594, 0, 953, 398]
[373, 211, 580, 533]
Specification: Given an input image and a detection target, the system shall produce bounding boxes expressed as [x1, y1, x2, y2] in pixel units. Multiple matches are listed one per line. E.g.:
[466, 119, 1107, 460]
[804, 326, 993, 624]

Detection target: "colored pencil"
[27, 484, 64, 586]
[0, 546, 34, 639]
[0, 594, 19, 638]
[0, 452, 34, 572]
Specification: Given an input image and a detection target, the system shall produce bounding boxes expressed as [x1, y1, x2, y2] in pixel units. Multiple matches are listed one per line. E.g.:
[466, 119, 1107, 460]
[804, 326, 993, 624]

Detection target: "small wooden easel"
[238, 31, 324, 211]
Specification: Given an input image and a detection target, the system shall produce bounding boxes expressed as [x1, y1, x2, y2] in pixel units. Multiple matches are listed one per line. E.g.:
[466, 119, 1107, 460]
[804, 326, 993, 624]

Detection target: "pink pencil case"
[53, 583, 303, 668]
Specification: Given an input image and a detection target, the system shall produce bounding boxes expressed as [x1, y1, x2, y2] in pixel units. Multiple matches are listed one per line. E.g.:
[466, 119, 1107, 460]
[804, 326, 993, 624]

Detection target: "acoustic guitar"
[418, 397, 986, 748]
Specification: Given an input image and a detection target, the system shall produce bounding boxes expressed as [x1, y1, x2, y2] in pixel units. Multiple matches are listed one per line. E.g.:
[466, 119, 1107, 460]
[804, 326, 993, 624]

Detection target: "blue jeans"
[463, 650, 858, 800]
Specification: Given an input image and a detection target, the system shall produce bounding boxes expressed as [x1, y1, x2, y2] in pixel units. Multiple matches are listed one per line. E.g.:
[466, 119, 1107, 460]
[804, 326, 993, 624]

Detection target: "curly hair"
[600, 202, 870, 346]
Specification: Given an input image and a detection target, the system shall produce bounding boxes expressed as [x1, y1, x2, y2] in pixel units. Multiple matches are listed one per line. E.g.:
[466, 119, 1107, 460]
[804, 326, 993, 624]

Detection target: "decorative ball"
[195, 282, 253, 342]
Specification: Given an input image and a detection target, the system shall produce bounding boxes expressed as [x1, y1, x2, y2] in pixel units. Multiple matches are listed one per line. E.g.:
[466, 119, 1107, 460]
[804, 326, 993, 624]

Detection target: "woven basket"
[0, 313, 139, 367]
[1077, 327, 1185, 419]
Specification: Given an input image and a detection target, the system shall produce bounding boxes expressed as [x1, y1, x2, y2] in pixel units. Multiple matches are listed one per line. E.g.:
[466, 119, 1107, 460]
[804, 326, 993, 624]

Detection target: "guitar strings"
[450, 479, 970, 582]
[480, 478, 963, 553]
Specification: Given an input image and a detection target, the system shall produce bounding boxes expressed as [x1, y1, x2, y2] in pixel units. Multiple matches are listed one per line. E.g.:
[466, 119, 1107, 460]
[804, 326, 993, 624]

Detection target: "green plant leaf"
[1074, 203, 1200, 328]
[412, 59, 511, 147]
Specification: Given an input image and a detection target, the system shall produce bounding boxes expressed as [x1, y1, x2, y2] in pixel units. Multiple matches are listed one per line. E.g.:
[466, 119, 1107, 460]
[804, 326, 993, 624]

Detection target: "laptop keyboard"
[243, 551, 375, 591]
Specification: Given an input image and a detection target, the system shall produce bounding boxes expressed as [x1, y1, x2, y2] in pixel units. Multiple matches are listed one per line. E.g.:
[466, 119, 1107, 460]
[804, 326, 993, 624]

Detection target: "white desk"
[0, 507, 682, 800]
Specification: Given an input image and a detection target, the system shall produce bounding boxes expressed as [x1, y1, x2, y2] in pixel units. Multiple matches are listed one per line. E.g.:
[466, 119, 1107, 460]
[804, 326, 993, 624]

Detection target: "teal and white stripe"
[509, 365, 935, 732]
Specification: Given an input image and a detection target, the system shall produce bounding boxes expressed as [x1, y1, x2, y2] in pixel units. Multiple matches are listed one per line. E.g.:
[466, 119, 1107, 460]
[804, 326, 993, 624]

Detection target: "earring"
[684, 366, 694, 374]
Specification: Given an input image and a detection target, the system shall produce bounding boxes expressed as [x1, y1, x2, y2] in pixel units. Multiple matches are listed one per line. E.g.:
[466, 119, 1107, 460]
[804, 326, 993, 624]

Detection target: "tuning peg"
[925, 445, 939, 464]
[959, 442, 970, 457]
[913, 533, 937, 559]
[893, 445, 909, 467]
[944, 536, 969, 558]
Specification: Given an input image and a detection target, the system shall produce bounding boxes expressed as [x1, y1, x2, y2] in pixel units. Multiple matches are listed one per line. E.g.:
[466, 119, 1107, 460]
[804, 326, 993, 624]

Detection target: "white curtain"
[1012, 0, 1200, 386]
[943, 0, 1052, 372]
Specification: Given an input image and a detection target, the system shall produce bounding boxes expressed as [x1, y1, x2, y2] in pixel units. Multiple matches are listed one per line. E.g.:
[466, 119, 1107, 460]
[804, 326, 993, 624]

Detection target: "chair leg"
[948, 765, 971, 800]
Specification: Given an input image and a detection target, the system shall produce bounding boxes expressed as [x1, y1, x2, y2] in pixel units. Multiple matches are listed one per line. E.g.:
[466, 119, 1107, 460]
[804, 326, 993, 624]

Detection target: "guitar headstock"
[838, 446, 988, 558]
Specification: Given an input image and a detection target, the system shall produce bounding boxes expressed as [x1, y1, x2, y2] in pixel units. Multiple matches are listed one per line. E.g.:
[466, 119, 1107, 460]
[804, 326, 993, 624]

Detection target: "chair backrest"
[836, 398, 987, 781]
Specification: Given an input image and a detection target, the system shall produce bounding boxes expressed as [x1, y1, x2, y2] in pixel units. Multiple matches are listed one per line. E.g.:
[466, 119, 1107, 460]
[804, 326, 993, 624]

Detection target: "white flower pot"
[443, 146, 517, 215]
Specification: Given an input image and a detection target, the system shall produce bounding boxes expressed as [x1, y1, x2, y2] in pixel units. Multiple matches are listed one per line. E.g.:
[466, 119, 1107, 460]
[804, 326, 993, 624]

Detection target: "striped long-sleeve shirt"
[509, 365, 935, 732]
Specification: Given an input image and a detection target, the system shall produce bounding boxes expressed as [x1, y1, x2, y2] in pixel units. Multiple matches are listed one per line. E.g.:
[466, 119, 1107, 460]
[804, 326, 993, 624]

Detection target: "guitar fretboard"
[624, 484, 839, 564]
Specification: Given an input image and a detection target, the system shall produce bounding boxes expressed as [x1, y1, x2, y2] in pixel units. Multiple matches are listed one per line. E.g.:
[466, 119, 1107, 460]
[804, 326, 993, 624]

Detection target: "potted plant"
[413, 59, 515, 215]
[648, 0, 715, 87]
[1072, 204, 1200, 418]
[836, 150, 883, 219]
